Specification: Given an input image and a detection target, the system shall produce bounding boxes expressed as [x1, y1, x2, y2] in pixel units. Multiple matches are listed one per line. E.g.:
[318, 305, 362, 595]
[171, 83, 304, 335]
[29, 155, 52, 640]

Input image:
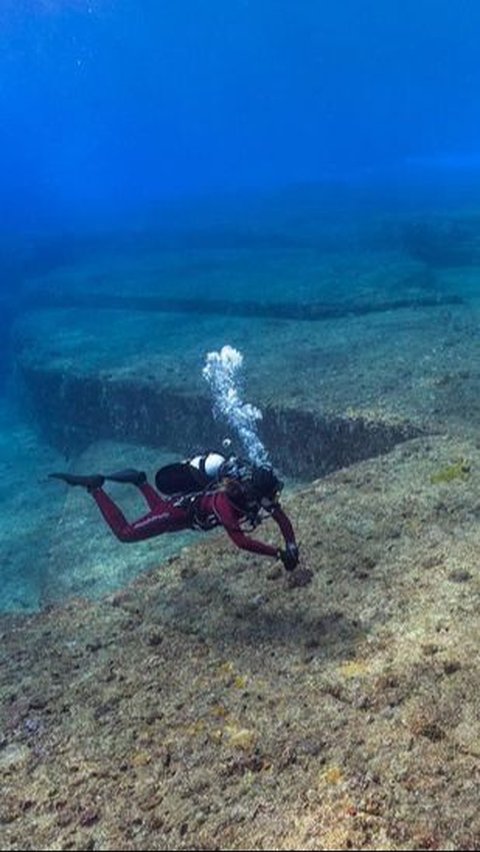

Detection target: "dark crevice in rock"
[25, 291, 463, 323]
[20, 365, 424, 478]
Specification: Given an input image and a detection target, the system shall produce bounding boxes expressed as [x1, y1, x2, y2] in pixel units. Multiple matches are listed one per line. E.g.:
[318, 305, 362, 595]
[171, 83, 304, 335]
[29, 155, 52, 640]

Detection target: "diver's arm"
[271, 504, 299, 570]
[213, 492, 281, 558]
[271, 504, 296, 546]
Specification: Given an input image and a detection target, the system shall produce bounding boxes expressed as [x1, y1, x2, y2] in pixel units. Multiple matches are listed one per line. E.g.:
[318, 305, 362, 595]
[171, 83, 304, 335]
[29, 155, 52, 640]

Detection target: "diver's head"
[250, 463, 283, 508]
[221, 460, 283, 511]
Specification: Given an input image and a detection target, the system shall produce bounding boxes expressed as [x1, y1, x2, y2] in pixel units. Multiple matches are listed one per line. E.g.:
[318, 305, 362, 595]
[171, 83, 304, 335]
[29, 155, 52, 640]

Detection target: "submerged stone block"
[18, 357, 422, 479]
[15, 291, 480, 479]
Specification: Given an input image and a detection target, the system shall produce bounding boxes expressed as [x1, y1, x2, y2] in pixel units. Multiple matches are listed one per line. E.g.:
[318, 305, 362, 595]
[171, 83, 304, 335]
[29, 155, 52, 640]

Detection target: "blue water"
[1, 0, 480, 231]
[1, 1, 480, 612]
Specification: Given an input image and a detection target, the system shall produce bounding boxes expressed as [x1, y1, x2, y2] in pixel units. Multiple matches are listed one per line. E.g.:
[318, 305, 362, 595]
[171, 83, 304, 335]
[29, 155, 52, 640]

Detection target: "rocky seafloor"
[14, 252, 480, 483]
[1, 432, 480, 851]
[2, 209, 480, 849]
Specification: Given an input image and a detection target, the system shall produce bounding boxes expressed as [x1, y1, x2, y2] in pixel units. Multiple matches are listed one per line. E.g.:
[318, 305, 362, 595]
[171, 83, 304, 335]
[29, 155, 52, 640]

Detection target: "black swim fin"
[49, 472, 105, 490]
[104, 468, 147, 485]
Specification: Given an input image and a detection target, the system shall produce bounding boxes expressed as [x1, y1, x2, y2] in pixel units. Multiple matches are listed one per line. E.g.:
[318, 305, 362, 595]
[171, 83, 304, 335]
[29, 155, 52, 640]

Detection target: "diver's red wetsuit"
[91, 481, 296, 558]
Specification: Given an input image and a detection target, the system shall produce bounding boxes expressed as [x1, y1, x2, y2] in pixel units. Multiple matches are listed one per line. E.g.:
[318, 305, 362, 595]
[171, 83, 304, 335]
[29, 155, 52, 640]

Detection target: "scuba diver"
[49, 452, 300, 571]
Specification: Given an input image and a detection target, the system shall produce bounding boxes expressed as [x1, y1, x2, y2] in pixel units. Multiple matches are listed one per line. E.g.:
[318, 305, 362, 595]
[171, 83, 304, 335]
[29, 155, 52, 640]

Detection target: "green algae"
[430, 458, 471, 485]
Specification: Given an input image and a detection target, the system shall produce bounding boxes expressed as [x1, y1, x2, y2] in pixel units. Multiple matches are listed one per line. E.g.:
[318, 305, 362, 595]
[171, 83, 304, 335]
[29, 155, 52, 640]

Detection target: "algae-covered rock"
[430, 457, 471, 484]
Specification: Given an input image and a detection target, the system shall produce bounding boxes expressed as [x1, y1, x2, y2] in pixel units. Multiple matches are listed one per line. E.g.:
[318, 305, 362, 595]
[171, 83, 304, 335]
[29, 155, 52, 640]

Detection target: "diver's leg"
[91, 487, 188, 542]
[104, 469, 147, 485]
[103, 469, 163, 511]
[137, 482, 166, 511]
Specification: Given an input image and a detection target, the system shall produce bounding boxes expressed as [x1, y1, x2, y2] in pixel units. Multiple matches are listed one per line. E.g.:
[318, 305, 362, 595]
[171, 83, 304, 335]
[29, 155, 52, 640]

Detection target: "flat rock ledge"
[19, 360, 422, 478]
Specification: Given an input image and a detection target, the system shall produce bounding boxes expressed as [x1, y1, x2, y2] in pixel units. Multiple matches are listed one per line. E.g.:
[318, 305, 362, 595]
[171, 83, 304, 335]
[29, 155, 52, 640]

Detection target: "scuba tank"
[155, 451, 228, 495]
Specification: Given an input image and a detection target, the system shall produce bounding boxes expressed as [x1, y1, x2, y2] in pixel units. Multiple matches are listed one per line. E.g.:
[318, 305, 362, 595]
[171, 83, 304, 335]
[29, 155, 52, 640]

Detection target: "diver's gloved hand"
[278, 543, 299, 572]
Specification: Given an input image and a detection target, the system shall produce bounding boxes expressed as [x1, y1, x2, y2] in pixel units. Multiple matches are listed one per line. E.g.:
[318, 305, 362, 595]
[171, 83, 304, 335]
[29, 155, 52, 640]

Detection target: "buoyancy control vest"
[155, 452, 269, 532]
